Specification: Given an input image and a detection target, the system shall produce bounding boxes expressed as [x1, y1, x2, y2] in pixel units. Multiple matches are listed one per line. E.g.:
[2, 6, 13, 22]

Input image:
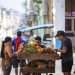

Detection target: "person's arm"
[58, 46, 67, 53]
[5, 46, 13, 58]
[15, 43, 24, 55]
[58, 40, 68, 53]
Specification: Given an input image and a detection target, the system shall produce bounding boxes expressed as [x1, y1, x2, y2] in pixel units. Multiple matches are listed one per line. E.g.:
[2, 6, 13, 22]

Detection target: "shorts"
[12, 56, 25, 68]
[12, 56, 19, 68]
[62, 60, 73, 72]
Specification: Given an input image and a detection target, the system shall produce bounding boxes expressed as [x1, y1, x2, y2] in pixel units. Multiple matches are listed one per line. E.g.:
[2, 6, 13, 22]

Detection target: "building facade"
[65, 0, 75, 33]
[0, 7, 21, 40]
[24, 0, 65, 35]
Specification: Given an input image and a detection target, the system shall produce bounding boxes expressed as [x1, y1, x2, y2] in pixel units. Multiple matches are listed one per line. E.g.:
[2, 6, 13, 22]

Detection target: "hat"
[56, 31, 65, 37]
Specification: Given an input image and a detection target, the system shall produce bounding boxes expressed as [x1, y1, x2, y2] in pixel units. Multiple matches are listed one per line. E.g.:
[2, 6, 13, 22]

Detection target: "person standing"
[1, 37, 13, 75]
[12, 31, 23, 75]
[56, 31, 73, 75]
[35, 36, 45, 48]
[21, 31, 31, 44]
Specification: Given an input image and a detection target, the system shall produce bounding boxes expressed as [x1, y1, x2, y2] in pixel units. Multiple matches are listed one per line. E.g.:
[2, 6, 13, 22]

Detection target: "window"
[74, 19, 75, 31]
[65, 0, 75, 17]
[65, 0, 72, 16]
[65, 19, 72, 31]
[65, 32, 75, 37]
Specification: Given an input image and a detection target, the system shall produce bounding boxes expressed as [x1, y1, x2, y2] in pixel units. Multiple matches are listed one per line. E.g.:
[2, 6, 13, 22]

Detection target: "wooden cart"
[18, 48, 60, 75]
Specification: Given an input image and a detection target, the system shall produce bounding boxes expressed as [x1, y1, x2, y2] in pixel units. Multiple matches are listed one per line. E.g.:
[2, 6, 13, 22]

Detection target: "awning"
[17, 24, 54, 32]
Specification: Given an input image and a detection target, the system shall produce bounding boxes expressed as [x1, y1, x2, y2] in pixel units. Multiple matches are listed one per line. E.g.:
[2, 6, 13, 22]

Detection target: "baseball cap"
[56, 31, 65, 37]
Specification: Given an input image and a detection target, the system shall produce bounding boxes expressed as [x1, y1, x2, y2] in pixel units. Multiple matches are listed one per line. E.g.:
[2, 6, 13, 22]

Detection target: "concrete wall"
[53, 0, 65, 35]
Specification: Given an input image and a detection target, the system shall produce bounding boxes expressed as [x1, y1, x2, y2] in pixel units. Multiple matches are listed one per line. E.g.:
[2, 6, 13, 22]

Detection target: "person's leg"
[4, 64, 12, 75]
[19, 60, 25, 75]
[13, 62, 18, 75]
[67, 72, 71, 75]
[15, 68, 18, 75]
[19, 67, 23, 75]
[62, 61, 73, 75]
[63, 72, 71, 75]
[19, 68, 21, 75]
[12, 56, 19, 75]
[14, 61, 18, 75]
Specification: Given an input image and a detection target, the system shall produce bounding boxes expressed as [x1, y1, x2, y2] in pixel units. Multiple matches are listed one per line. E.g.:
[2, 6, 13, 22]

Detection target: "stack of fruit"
[23, 40, 44, 54]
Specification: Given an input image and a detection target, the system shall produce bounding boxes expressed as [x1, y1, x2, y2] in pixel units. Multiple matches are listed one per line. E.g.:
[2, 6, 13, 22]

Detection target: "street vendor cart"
[18, 47, 60, 75]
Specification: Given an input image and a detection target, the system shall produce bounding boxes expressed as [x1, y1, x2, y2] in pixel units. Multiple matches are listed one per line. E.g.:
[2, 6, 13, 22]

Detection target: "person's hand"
[50, 44, 54, 49]
[13, 52, 18, 56]
[57, 48, 67, 53]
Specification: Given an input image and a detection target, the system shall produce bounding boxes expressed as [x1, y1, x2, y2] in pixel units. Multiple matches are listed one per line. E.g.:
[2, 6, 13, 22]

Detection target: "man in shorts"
[56, 31, 73, 75]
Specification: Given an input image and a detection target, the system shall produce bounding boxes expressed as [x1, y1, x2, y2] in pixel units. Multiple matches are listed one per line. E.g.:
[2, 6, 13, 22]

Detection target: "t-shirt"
[21, 35, 29, 44]
[12, 37, 24, 52]
[61, 37, 73, 62]
[56, 39, 62, 49]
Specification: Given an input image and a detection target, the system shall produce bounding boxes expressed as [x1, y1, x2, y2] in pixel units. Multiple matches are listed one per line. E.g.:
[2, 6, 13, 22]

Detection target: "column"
[27, 0, 34, 15]
[53, 0, 65, 35]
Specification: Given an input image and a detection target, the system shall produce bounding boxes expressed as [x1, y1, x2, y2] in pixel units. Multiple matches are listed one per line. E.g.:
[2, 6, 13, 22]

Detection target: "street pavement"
[0, 53, 75, 75]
